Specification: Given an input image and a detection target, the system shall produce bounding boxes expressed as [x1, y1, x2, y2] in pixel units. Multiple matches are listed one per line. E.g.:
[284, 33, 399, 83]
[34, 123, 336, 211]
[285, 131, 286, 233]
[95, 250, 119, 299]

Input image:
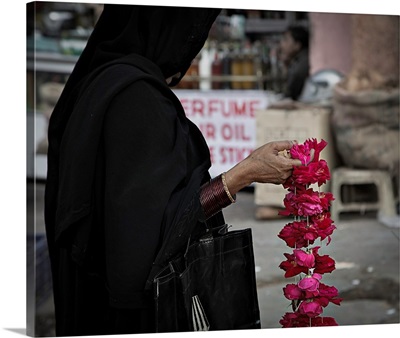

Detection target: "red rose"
[291, 160, 331, 187]
[312, 247, 336, 274]
[279, 252, 308, 277]
[279, 312, 311, 327]
[311, 316, 339, 326]
[311, 213, 336, 244]
[278, 221, 319, 248]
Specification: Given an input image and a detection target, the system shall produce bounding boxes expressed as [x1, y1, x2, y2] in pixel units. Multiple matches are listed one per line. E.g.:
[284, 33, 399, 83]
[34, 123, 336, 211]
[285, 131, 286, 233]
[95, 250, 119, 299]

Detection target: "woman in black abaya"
[45, 4, 301, 336]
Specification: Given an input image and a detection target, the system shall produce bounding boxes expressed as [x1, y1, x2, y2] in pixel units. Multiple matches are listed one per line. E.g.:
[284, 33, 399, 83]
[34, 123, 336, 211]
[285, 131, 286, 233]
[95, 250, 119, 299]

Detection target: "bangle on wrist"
[221, 172, 236, 203]
[200, 173, 236, 219]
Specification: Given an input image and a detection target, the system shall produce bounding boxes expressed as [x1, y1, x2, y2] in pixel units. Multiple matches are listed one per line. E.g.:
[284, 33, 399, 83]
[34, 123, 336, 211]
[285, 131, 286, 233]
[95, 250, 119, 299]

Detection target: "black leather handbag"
[152, 224, 261, 332]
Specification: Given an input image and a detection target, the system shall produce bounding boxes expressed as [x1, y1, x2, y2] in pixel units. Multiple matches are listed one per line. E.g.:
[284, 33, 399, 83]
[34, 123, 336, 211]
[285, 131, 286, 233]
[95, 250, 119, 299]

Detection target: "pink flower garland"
[278, 138, 342, 327]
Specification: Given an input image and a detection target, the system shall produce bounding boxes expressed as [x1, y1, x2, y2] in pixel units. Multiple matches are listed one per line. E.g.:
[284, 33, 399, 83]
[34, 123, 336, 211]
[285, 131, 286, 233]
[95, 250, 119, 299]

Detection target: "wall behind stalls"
[309, 12, 353, 76]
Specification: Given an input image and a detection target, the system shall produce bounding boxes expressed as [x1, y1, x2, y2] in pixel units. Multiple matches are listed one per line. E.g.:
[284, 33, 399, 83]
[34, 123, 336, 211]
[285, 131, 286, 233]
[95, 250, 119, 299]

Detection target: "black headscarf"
[54, 4, 220, 94]
[45, 4, 221, 270]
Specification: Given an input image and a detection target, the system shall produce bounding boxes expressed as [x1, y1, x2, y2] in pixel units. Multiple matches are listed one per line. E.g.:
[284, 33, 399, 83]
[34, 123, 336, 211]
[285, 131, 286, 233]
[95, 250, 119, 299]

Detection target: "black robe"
[44, 4, 222, 336]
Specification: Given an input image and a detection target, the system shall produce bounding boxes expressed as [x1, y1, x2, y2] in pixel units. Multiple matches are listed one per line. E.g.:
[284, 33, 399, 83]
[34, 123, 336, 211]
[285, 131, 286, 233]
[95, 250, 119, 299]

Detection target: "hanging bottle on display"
[230, 43, 243, 90]
[211, 47, 223, 89]
[241, 40, 255, 90]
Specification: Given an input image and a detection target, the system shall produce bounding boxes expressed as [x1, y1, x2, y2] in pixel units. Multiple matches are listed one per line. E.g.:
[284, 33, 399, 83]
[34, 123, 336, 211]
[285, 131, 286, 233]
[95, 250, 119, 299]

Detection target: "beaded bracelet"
[200, 173, 236, 219]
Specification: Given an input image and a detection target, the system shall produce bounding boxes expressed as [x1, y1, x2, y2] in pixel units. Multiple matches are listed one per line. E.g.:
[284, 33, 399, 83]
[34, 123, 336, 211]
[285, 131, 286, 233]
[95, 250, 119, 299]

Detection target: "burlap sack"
[332, 84, 399, 182]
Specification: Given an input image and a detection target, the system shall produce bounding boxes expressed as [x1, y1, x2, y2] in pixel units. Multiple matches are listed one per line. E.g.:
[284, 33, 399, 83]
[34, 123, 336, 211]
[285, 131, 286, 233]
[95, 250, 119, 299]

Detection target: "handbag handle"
[183, 223, 231, 259]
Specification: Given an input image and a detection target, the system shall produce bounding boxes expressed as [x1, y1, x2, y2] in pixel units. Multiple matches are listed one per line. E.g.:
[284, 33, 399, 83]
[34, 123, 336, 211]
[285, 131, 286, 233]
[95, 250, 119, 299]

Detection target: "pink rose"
[298, 273, 322, 292]
[294, 249, 315, 268]
[280, 189, 325, 217]
[298, 300, 323, 317]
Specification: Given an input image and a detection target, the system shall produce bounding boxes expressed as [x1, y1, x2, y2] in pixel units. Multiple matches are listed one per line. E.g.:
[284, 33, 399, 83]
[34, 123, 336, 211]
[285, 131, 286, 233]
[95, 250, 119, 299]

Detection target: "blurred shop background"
[26, 2, 399, 336]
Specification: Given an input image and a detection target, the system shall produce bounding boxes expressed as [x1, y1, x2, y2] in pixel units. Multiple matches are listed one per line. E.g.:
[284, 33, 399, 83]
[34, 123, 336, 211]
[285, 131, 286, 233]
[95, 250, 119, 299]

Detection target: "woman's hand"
[224, 140, 302, 196]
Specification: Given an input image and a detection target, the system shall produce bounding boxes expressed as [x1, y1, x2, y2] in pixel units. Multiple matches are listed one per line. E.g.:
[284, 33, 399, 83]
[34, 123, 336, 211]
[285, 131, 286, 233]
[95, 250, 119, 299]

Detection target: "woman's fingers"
[273, 140, 297, 152]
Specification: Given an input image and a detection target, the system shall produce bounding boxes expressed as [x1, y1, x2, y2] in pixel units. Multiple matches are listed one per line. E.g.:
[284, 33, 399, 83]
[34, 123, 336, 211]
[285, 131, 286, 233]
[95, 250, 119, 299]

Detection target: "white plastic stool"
[330, 167, 397, 222]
